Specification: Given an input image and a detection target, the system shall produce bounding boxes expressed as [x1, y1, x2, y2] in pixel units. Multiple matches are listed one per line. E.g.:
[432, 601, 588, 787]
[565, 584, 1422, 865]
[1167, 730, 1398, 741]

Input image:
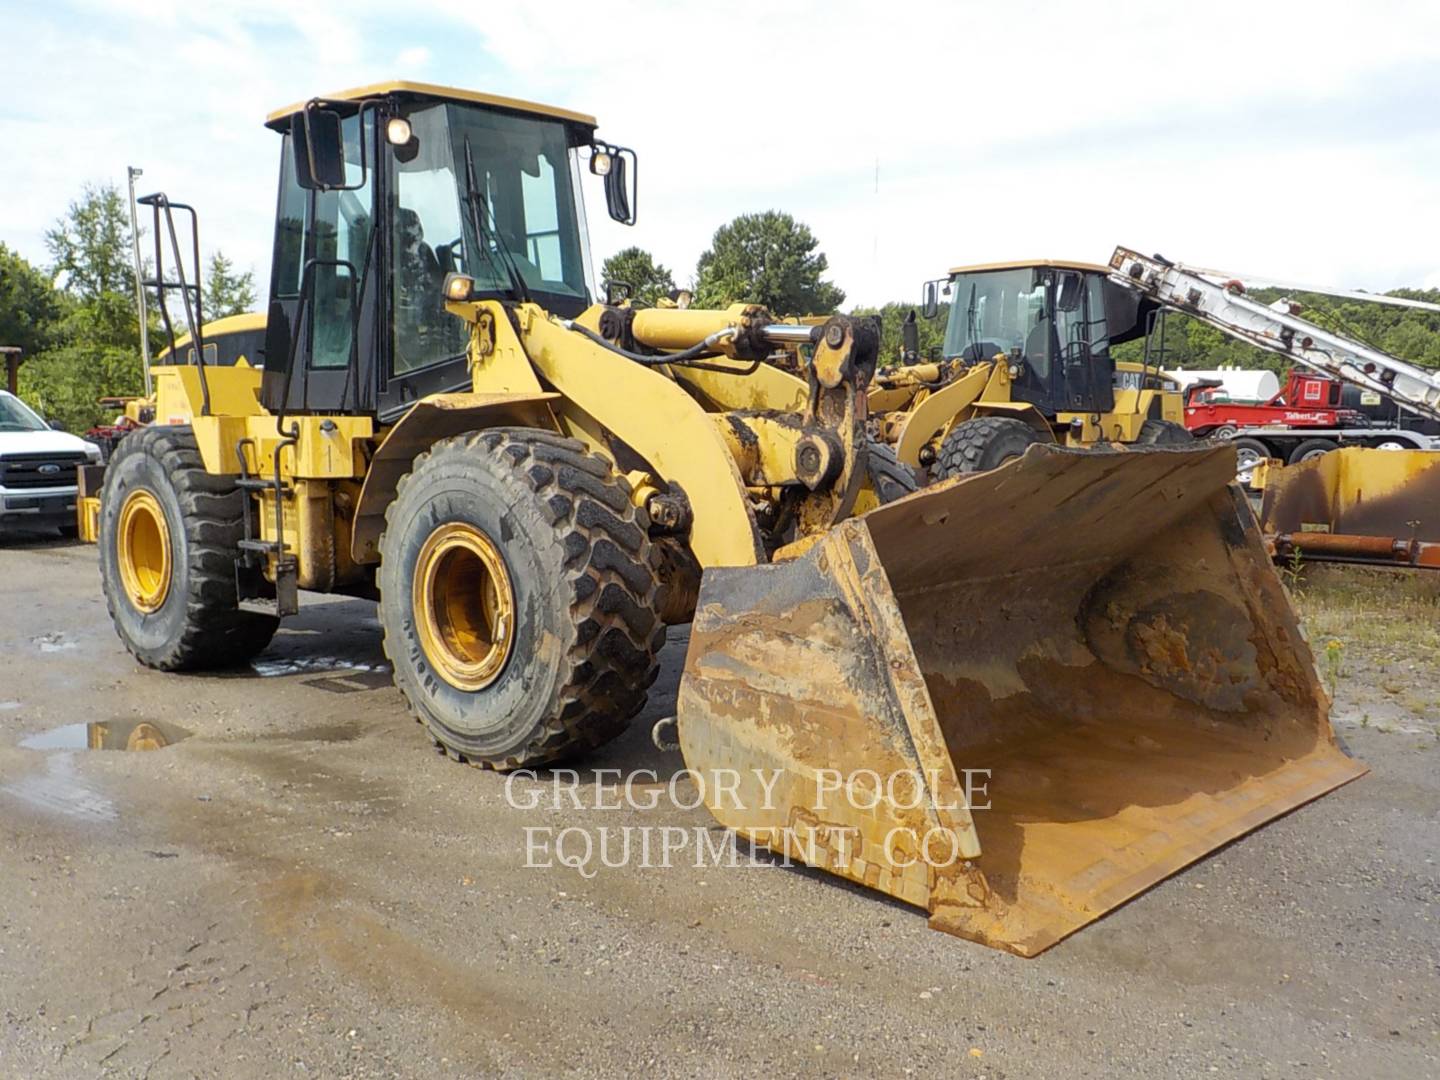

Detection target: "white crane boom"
[1109, 247, 1440, 425]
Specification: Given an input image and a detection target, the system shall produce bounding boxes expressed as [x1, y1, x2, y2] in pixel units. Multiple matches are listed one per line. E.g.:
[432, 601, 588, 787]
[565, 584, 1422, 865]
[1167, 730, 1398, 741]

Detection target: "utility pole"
[127, 166, 152, 396]
[1, 346, 21, 395]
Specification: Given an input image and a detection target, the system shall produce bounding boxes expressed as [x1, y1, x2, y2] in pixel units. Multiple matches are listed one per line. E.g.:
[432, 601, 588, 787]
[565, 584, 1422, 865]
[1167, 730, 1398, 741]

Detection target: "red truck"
[1184, 369, 1363, 439]
[1182, 368, 1431, 480]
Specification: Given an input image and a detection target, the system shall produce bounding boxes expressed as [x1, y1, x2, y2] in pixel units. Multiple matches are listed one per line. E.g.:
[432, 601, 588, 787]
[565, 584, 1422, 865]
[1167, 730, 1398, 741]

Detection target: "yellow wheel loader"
[86, 82, 1363, 955]
[871, 260, 1189, 479]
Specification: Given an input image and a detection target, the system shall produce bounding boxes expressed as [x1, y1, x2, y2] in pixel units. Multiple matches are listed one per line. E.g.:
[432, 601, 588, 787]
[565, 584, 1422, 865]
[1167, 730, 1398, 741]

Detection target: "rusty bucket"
[677, 444, 1365, 956]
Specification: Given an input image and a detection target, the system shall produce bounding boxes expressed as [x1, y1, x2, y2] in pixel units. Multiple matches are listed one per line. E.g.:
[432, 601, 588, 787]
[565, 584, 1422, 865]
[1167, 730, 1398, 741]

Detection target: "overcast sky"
[5, 0, 1439, 308]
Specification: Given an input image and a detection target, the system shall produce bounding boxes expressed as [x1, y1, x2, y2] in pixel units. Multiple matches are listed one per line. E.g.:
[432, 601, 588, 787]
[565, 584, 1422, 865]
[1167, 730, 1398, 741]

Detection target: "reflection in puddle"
[250, 656, 390, 678]
[5, 720, 191, 822]
[20, 719, 192, 752]
[31, 632, 77, 653]
[2, 753, 116, 821]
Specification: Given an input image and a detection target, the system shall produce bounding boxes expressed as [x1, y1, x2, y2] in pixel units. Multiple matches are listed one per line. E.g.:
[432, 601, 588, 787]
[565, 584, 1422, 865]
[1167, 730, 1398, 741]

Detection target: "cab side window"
[308, 113, 374, 371]
[392, 105, 468, 375]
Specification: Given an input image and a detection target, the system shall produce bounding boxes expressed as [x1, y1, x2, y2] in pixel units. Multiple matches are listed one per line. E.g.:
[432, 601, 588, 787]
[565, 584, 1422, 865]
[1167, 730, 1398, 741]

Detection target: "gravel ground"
[0, 532, 1436, 1078]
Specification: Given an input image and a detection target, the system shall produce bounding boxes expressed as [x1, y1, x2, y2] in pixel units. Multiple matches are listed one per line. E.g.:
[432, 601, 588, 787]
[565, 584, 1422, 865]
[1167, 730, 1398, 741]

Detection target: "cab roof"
[265, 80, 598, 132]
[948, 259, 1110, 277]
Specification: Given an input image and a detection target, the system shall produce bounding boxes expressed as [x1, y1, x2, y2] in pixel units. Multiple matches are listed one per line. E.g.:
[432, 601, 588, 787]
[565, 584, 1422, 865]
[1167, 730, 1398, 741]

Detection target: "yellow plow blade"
[677, 444, 1366, 956]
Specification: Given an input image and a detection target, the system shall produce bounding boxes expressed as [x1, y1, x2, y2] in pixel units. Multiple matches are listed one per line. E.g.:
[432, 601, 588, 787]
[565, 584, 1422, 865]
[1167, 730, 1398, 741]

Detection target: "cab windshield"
[943, 269, 1050, 375]
[390, 102, 595, 373]
[0, 394, 49, 432]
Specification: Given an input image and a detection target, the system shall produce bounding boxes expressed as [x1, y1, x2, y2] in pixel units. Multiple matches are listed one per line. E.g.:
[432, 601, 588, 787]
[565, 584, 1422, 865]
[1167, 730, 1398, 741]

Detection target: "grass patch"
[1292, 564, 1440, 662]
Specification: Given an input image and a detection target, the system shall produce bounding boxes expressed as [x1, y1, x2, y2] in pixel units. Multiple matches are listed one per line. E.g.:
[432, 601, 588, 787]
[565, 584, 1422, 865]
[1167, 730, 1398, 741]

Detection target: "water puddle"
[31, 632, 77, 653]
[3, 754, 116, 821]
[20, 719, 192, 752]
[5, 720, 191, 822]
[250, 656, 390, 678]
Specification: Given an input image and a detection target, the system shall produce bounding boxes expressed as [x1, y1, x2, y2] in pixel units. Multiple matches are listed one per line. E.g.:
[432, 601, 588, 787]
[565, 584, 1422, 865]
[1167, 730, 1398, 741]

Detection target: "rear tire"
[1136, 419, 1194, 445]
[379, 428, 665, 769]
[99, 426, 278, 670]
[1287, 438, 1338, 465]
[935, 416, 1041, 478]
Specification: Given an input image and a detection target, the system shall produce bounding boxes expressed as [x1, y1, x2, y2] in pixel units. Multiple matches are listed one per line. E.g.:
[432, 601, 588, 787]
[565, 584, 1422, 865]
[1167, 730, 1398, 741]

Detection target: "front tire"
[935, 416, 1042, 479]
[99, 426, 278, 670]
[1136, 419, 1195, 445]
[379, 428, 665, 769]
[866, 442, 919, 503]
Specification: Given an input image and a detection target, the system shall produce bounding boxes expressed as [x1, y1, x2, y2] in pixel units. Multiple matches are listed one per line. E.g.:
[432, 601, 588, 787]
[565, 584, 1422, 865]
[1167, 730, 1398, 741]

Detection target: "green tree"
[694, 211, 845, 315]
[204, 251, 257, 322]
[18, 342, 145, 433]
[15, 185, 146, 431]
[601, 246, 676, 307]
[0, 243, 66, 357]
[849, 301, 950, 367]
[45, 182, 134, 301]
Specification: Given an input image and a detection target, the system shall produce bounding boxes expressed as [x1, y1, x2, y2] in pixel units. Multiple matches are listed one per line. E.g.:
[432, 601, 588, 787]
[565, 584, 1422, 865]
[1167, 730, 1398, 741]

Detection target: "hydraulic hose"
[565, 321, 736, 366]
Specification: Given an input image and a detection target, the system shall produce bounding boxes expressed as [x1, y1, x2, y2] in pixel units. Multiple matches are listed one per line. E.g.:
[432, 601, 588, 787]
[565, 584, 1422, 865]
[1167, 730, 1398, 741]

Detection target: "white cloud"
[5, 0, 1439, 311]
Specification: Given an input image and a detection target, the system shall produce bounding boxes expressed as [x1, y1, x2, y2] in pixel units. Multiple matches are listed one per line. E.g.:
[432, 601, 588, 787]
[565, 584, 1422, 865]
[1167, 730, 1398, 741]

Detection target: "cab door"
[260, 110, 381, 416]
[1052, 271, 1115, 414]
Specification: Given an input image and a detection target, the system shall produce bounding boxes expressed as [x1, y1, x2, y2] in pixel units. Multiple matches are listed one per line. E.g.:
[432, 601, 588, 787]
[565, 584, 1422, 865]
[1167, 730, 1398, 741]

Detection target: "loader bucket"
[1261, 447, 1440, 568]
[677, 444, 1366, 956]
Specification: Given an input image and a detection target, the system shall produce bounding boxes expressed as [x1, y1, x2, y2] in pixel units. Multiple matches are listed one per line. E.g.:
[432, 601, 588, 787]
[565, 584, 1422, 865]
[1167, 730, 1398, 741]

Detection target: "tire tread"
[381, 428, 665, 769]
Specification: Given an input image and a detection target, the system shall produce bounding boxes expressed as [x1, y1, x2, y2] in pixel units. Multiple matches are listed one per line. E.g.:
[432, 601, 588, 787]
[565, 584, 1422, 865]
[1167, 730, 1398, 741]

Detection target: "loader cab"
[940, 261, 1154, 417]
[259, 82, 633, 422]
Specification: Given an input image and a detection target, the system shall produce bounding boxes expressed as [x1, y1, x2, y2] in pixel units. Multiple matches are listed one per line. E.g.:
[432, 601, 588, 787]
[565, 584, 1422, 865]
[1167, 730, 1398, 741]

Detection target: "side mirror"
[1057, 272, 1083, 313]
[921, 279, 942, 320]
[48, 419, 67, 432]
[293, 103, 349, 191]
[591, 143, 638, 226]
[901, 309, 920, 361]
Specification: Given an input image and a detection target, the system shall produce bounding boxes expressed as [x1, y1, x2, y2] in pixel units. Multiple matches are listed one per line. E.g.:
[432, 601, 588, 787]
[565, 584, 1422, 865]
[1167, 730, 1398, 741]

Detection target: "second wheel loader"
[87, 82, 1363, 956]
[870, 260, 1190, 478]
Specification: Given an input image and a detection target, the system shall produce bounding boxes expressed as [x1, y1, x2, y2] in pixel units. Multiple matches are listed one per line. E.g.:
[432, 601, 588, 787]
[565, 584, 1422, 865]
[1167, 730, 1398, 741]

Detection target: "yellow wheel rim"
[116, 489, 172, 613]
[412, 522, 516, 692]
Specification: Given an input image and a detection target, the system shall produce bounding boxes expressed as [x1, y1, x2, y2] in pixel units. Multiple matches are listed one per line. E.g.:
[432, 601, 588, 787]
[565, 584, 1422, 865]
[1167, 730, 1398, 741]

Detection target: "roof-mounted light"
[386, 118, 413, 146]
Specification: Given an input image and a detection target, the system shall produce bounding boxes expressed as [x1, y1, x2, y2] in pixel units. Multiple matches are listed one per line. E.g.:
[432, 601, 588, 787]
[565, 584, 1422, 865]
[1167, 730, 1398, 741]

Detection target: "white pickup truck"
[0, 390, 103, 537]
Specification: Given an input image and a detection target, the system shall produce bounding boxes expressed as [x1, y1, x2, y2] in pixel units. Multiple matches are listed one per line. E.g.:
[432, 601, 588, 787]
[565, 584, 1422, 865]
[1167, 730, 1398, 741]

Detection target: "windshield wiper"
[460, 136, 531, 304]
[965, 283, 982, 362]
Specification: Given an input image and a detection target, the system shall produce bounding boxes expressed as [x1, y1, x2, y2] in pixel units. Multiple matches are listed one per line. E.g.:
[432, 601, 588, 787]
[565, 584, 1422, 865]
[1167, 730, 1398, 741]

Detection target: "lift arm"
[1110, 247, 1440, 424]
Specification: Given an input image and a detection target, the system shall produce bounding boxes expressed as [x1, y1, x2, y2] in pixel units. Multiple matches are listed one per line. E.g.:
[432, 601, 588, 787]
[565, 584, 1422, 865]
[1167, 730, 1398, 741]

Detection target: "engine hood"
[0, 429, 97, 459]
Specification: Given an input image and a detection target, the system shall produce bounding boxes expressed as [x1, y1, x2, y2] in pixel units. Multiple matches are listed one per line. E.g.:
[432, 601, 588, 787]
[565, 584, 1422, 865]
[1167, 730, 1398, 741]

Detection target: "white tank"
[1165, 367, 1281, 402]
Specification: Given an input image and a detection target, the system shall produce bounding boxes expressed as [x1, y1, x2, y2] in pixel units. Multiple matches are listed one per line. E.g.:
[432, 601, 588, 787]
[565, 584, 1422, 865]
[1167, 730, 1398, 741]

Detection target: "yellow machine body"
[877, 353, 1184, 468]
